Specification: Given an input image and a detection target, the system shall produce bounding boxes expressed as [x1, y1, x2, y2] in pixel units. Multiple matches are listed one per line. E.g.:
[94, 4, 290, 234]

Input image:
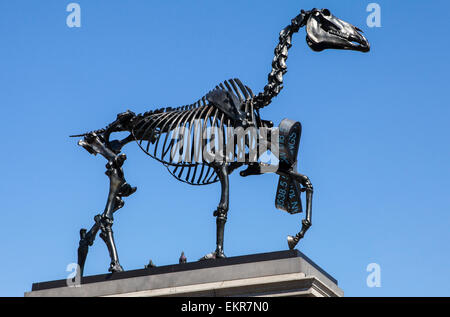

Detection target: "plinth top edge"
[31, 249, 337, 292]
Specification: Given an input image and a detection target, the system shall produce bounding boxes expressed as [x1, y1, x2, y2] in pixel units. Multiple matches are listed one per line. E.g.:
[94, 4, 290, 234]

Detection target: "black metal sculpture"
[71, 8, 369, 275]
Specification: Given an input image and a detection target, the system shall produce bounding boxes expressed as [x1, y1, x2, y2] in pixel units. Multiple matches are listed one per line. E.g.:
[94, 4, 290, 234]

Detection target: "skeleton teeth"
[329, 29, 352, 41]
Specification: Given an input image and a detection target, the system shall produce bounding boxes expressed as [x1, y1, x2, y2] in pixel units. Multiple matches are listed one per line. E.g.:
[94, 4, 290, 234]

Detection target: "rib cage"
[131, 78, 266, 185]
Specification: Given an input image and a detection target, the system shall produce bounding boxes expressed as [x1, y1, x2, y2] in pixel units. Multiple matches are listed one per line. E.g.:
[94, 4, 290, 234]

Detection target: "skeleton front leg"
[214, 163, 229, 258]
[287, 172, 313, 250]
[200, 163, 230, 261]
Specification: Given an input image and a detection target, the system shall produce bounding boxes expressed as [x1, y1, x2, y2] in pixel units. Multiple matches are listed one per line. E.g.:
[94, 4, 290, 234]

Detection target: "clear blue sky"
[0, 0, 449, 297]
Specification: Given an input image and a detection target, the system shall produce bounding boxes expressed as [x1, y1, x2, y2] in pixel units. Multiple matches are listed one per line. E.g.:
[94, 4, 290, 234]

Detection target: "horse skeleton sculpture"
[71, 8, 369, 275]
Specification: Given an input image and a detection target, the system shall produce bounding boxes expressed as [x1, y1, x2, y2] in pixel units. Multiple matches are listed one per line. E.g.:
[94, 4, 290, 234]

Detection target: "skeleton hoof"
[216, 252, 226, 259]
[199, 251, 227, 261]
[109, 262, 124, 273]
[199, 252, 216, 261]
[287, 235, 299, 250]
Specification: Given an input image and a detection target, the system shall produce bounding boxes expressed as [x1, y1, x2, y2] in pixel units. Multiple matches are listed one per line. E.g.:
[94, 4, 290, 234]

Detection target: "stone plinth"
[25, 250, 343, 297]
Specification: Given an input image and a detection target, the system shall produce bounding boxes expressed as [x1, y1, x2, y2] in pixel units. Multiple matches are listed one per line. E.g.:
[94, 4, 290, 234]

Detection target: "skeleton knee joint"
[301, 176, 313, 192]
[213, 207, 228, 221]
[95, 214, 114, 233]
[302, 219, 312, 229]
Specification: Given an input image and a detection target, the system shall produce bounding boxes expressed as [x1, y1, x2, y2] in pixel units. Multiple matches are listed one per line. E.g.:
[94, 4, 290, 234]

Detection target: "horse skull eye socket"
[322, 9, 331, 16]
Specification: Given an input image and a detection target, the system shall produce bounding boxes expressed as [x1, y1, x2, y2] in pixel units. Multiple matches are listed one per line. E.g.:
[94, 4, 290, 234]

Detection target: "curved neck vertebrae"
[254, 10, 310, 110]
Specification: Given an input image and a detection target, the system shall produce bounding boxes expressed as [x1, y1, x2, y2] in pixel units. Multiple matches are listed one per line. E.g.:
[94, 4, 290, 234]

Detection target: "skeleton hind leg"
[77, 133, 136, 276]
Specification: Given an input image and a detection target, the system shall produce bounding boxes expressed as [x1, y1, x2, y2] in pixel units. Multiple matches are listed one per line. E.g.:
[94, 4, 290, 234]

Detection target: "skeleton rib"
[130, 78, 262, 185]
